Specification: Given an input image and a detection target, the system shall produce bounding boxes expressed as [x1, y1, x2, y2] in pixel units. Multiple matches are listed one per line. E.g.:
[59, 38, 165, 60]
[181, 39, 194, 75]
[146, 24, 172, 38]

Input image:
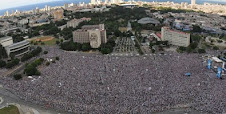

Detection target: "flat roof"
[0, 36, 12, 42]
[212, 57, 223, 63]
[7, 40, 29, 48]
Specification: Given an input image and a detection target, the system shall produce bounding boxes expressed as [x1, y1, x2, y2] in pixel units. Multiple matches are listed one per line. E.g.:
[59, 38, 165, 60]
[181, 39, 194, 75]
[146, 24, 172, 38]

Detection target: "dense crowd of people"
[0, 46, 225, 114]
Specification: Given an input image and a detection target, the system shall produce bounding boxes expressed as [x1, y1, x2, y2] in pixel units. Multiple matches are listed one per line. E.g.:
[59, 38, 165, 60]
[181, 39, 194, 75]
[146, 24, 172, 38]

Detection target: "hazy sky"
[0, 0, 61, 10]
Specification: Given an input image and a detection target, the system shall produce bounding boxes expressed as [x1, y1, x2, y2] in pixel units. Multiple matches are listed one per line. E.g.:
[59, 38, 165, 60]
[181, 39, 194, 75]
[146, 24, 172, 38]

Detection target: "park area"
[0, 105, 20, 114]
[30, 36, 59, 45]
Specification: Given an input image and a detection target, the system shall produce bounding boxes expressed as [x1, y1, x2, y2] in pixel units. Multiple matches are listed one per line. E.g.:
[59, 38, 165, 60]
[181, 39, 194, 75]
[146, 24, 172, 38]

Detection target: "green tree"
[0, 60, 6, 68]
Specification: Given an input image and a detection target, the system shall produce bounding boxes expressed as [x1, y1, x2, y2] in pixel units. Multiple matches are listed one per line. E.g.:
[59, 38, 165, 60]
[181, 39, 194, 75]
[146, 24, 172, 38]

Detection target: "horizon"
[0, 0, 63, 10]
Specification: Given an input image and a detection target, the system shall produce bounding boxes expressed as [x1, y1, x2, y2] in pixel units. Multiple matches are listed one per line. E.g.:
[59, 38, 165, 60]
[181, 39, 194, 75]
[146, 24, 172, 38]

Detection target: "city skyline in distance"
[1, 0, 226, 10]
[0, 0, 61, 10]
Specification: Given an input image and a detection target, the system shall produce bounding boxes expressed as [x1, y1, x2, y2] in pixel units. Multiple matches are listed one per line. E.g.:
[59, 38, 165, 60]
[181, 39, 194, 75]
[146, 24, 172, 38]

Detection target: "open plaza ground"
[0, 46, 225, 114]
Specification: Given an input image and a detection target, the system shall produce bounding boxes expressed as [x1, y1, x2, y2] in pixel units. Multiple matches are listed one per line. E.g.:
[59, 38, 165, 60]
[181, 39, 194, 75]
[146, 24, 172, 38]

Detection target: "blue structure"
[185, 73, 191, 77]
[217, 67, 222, 78]
[208, 59, 211, 69]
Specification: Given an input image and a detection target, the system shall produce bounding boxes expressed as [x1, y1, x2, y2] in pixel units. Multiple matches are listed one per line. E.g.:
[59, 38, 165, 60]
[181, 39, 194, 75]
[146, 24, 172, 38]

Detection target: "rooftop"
[0, 36, 12, 42]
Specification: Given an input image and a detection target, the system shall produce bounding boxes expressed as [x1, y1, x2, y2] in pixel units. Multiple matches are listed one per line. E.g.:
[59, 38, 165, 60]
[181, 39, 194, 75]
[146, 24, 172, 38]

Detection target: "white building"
[191, 0, 196, 5]
[0, 37, 30, 57]
[0, 36, 13, 47]
[161, 27, 190, 47]
[67, 18, 91, 28]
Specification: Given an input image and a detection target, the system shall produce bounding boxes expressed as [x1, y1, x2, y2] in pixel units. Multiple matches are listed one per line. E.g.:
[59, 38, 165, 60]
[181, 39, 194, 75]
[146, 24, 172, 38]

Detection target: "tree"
[100, 48, 111, 54]
[6, 59, 20, 69]
[189, 42, 198, 49]
[44, 51, 48, 54]
[213, 46, 219, 50]
[56, 57, 59, 61]
[13, 74, 22, 80]
[0, 60, 6, 68]
[192, 25, 202, 33]
[81, 43, 91, 51]
[0, 44, 7, 59]
[24, 64, 40, 76]
[198, 49, 206, 53]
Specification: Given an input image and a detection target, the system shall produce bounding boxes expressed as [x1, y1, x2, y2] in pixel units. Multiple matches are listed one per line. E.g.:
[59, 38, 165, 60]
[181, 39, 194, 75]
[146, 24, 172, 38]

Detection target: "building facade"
[0, 36, 13, 47]
[52, 9, 64, 21]
[161, 27, 190, 47]
[67, 18, 91, 28]
[73, 24, 107, 48]
[0, 37, 30, 57]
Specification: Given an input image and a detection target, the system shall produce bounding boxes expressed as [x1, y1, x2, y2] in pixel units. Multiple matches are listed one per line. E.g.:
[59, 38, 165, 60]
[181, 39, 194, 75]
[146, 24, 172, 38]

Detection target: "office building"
[191, 0, 196, 5]
[73, 24, 107, 48]
[0, 37, 30, 57]
[64, 3, 69, 9]
[67, 18, 91, 28]
[161, 27, 190, 47]
[0, 36, 13, 47]
[52, 9, 64, 21]
[91, 0, 96, 4]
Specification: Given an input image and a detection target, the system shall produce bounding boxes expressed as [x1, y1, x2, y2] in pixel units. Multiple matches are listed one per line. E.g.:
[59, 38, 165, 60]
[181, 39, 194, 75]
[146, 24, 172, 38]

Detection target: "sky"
[0, 0, 61, 10]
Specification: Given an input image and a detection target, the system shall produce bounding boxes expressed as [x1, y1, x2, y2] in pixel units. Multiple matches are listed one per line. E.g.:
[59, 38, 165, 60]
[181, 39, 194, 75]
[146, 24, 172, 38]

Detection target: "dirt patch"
[35, 37, 54, 42]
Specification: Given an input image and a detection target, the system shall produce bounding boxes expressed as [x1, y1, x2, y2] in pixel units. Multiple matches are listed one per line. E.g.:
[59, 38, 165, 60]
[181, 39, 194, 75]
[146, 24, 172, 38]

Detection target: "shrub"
[198, 49, 206, 53]
[41, 42, 45, 45]
[56, 57, 59, 61]
[44, 51, 48, 54]
[46, 62, 50, 66]
[6, 59, 20, 69]
[13, 74, 22, 80]
[0, 60, 6, 68]
[24, 64, 40, 76]
[213, 46, 219, 50]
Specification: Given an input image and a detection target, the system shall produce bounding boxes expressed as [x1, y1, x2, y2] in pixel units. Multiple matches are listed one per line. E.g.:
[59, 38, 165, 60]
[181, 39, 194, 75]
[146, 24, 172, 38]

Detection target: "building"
[138, 17, 160, 25]
[0, 37, 30, 57]
[67, 18, 91, 28]
[52, 9, 64, 21]
[191, 0, 196, 5]
[64, 3, 69, 9]
[161, 27, 190, 47]
[0, 36, 13, 47]
[91, 0, 96, 4]
[73, 24, 107, 48]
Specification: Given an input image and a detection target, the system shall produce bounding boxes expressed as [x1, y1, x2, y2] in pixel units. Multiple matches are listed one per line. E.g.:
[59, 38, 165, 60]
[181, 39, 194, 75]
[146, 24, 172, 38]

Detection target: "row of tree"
[24, 58, 44, 76]
[21, 47, 42, 62]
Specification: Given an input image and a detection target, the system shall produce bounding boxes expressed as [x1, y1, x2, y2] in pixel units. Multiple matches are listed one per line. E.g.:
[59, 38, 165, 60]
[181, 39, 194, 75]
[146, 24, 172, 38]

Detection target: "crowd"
[0, 46, 225, 114]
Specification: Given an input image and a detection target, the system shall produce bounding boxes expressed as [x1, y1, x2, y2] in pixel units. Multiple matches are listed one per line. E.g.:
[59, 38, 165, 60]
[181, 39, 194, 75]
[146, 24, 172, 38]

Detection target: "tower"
[91, 0, 96, 4]
[191, 0, 196, 5]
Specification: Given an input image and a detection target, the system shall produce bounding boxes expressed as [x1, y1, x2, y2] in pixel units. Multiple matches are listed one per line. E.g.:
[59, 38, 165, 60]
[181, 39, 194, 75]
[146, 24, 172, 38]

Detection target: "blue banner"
[217, 67, 222, 78]
[208, 59, 211, 69]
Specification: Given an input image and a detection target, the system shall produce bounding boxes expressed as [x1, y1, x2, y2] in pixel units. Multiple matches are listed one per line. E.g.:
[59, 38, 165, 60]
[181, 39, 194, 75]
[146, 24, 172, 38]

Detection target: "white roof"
[212, 57, 223, 63]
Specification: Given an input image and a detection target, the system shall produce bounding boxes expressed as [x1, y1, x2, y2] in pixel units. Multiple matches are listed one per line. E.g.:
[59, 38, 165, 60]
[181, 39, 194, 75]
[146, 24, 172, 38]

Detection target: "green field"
[0, 105, 20, 114]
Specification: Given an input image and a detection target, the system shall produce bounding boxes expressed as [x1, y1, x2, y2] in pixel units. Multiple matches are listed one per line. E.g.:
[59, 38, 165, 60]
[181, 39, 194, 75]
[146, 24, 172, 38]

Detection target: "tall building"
[105, 0, 109, 4]
[191, 0, 196, 5]
[64, 3, 69, 9]
[73, 24, 107, 48]
[91, 0, 96, 4]
[161, 27, 190, 47]
[4, 11, 9, 16]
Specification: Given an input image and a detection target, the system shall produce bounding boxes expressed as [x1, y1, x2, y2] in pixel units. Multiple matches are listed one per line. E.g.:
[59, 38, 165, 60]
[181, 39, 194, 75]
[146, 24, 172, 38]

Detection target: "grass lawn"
[0, 105, 20, 114]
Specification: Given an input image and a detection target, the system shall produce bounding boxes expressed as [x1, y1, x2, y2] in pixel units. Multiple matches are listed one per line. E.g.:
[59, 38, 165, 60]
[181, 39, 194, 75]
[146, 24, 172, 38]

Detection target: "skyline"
[1, 0, 226, 10]
[0, 0, 61, 10]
